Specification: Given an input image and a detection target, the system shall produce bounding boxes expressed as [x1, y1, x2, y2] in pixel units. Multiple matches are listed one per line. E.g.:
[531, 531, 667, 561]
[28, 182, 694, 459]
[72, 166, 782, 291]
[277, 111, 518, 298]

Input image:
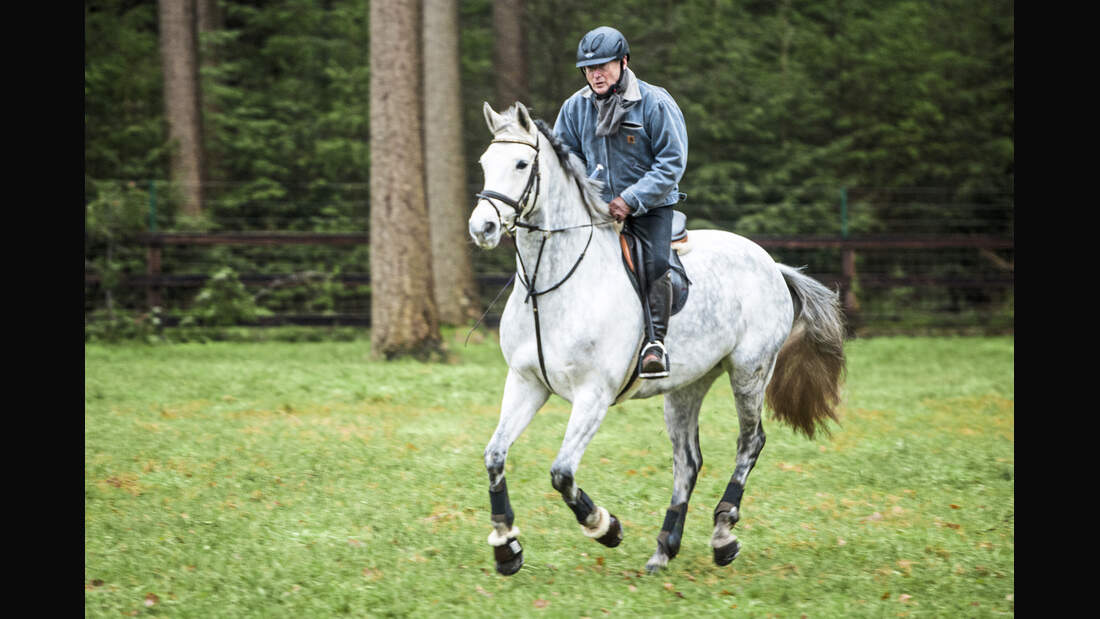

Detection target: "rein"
[474, 135, 613, 393]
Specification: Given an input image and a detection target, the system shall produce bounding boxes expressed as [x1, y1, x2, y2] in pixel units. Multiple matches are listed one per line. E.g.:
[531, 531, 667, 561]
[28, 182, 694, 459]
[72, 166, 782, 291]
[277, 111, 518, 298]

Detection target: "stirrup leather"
[639, 341, 669, 378]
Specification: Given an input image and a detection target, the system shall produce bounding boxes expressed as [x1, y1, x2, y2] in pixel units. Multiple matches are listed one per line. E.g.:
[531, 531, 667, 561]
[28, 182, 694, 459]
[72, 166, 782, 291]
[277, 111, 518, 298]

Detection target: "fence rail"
[86, 231, 1014, 331]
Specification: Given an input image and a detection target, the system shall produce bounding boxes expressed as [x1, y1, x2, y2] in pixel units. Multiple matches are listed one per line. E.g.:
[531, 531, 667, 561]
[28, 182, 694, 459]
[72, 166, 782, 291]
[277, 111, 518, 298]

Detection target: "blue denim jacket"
[552, 69, 688, 217]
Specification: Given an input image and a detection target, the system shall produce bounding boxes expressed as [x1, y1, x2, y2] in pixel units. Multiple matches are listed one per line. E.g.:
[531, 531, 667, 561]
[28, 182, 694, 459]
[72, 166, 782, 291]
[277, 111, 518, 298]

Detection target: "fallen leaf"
[533, 599, 549, 609]
[476, 585, 493, 597]
[837, 537, 847, 546]
[899, 594, 912, 602]
[144, 593, 159, 607]
[881, 591, 891, 600]
[362, 568, 382, 581]
[628, 585, 638, 592]
[664, 583, 674, 591]
[950, 504, 960, 509]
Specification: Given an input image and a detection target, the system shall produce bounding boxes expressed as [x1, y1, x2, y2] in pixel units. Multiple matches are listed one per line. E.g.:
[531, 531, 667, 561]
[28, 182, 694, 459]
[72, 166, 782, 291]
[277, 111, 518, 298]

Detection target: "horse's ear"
[514, 102, 534, 134]
[483, 101, 506, 134]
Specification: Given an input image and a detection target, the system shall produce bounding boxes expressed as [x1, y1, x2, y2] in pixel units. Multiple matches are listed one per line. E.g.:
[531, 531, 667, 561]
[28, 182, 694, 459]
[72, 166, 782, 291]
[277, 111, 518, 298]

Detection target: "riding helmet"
[575, 26, 630, 68]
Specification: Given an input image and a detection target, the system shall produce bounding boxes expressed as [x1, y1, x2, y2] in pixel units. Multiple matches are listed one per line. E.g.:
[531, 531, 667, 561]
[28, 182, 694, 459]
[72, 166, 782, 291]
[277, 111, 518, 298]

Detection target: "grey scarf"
[593, 66, 637, 137]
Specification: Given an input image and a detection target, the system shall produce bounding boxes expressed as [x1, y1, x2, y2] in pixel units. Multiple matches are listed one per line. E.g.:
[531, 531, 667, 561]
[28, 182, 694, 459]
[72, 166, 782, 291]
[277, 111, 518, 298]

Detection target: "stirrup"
[639, 341, 669, 378]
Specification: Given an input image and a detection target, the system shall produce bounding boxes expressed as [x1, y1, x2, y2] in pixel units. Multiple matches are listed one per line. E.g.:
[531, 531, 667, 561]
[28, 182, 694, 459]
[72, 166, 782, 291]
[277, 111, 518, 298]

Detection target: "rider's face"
[584, 57, 626, 95]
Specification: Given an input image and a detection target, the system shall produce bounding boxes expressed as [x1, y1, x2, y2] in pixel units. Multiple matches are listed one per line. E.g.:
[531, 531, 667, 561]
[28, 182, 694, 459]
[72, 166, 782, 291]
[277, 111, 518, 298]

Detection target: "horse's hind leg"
[484, 370, 550, 575]
[645, 371, 719, 574]
[711, 370, 770, 566]
[550, 392, 623, 548]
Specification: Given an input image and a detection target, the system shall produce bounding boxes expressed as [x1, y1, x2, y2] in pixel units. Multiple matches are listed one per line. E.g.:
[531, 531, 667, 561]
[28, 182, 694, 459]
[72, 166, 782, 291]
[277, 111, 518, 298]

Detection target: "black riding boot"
[640, 273, 673, 378]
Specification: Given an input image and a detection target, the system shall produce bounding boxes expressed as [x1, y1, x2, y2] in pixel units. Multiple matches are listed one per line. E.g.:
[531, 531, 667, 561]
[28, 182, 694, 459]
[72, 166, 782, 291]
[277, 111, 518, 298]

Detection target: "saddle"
[619, 209, 692, 315]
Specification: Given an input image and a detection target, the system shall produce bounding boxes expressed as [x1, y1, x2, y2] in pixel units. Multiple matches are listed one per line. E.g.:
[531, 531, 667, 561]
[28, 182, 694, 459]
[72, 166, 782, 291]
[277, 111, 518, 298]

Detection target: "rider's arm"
[618, 93, 688, 217]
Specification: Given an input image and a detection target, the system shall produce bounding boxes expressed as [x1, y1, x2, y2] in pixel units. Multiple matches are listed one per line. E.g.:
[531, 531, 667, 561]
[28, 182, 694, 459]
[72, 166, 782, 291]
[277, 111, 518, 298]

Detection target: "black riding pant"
[623, 205, 672, 291]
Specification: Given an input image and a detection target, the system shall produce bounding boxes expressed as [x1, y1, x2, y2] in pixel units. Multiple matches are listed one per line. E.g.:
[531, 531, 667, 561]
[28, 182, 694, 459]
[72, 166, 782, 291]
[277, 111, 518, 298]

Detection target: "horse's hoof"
[644, 551, 669, 574]
[494, 538, 524, 576]
[713, 539, 741, 566]
[596, 514, 623, 548]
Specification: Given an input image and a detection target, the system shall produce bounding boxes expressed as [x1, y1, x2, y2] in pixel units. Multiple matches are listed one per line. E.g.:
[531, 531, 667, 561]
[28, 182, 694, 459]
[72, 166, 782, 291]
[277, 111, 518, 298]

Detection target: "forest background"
[84, 0, 1014, 344]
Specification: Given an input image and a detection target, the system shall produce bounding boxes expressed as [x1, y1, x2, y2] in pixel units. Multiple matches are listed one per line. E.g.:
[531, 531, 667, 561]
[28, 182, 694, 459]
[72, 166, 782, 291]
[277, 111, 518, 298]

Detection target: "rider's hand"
[609, 197, 632, 222]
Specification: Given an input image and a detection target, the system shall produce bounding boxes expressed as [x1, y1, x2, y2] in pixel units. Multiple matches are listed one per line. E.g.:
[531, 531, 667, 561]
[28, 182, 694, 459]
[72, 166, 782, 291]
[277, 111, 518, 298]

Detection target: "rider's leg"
[641, 274, 673, 377]
[625, 206, 673, 377]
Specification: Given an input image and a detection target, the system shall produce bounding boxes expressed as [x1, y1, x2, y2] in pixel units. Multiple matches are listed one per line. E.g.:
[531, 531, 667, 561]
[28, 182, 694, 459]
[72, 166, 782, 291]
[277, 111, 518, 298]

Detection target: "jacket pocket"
[617, 124, 652, 176]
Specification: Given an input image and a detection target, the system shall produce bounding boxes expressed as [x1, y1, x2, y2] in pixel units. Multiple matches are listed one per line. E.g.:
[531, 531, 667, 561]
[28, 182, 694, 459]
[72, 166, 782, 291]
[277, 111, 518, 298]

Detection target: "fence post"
[145, 181, 162, 310]
[840, 187, 860, 318]
[146, 237, 162, 310]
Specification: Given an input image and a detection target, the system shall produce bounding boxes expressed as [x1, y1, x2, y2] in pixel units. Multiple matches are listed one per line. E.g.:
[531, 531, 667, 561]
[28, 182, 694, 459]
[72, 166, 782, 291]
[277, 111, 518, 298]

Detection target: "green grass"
[85, 330, 1013, 617]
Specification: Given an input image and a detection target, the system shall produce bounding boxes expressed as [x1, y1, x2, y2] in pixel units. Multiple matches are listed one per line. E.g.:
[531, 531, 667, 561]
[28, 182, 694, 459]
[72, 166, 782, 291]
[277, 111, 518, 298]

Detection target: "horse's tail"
[765, 264, 847, 439]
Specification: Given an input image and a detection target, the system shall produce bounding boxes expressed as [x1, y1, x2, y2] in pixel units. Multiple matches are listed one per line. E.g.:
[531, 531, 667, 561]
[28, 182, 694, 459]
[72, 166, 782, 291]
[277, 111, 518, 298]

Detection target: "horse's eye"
[516, 160, 529, 170]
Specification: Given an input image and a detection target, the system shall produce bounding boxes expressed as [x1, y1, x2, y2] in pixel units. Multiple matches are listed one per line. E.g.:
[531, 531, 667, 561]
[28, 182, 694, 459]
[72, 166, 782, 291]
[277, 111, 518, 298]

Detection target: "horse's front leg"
[550, 392, 623, 548]
[484, 370, 550, 575]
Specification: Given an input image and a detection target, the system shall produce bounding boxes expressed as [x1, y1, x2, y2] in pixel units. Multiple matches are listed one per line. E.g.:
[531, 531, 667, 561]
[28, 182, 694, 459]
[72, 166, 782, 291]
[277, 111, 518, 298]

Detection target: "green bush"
[180, 267, 271, 327]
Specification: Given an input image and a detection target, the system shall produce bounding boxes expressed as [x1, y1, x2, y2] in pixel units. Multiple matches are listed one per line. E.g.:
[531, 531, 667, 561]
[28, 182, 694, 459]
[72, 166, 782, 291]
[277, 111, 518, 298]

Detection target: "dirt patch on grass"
[921, 395, 1013, 441]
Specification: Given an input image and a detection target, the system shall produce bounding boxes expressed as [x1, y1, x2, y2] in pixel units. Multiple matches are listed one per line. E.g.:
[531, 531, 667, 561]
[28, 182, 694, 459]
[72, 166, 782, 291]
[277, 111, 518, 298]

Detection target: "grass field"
[85, 330, 1013, 617]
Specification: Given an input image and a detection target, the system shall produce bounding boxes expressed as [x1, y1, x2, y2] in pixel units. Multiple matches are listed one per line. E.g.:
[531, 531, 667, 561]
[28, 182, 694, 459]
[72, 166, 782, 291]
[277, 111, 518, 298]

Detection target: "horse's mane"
[531, 118, 608, 215]
[495, 104, 608, 217]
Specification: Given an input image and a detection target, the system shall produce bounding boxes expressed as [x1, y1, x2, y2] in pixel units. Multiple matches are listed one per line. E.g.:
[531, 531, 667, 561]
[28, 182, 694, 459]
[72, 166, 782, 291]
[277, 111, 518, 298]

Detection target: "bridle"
[473, 133, 613, 392]
[474, 137, 542, 236]
[473, 134, 604, 301]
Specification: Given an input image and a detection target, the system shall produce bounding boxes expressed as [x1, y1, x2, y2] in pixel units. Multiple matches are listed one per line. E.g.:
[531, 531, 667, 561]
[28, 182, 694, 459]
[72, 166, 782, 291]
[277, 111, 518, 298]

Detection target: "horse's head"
[469, 102, 542, 249]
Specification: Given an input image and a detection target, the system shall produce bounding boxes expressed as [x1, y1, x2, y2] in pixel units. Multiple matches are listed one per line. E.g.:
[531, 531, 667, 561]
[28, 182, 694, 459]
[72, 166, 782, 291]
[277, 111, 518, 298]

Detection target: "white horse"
[469, 102, 846, 575]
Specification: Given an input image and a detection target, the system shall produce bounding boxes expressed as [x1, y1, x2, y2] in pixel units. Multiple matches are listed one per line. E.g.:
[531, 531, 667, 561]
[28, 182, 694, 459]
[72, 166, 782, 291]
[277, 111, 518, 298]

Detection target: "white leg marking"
[487, 526, 521, 547]
[711, 511, 739, 548]
[580, 505, 611, 538]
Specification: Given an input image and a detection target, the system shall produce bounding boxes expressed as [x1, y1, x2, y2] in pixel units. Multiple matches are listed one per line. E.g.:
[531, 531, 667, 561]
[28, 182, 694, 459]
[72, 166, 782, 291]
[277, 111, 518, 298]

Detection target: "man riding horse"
[553, 26, 689, 379]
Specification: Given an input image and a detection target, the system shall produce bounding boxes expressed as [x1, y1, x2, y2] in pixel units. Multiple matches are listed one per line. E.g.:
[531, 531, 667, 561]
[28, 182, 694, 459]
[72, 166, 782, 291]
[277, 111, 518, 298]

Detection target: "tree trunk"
[158, 0, 204, 217]
[493, 0, 528, 109]
[196, 0, 223, 192]
[370, 0, 442, 359]
[423, 0, 479, 325]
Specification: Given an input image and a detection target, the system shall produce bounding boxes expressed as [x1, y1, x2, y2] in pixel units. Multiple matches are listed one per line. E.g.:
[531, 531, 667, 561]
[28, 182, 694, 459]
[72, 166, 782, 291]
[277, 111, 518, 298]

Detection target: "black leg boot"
[639, 274, 673, 378]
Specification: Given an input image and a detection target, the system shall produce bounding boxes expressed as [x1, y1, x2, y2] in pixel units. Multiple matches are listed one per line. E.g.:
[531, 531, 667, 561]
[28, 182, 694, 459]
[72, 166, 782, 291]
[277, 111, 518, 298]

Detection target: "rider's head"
[575, 26, 630, 97]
